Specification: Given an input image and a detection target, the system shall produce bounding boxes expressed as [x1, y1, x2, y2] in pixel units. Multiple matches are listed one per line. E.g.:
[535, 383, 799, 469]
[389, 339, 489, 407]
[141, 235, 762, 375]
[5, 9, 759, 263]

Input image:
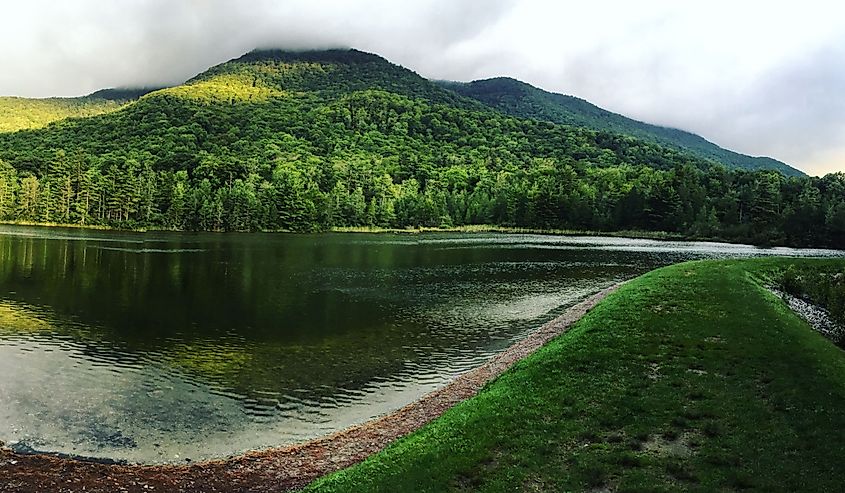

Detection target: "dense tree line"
[0, 50, 842, 247]
[0, 150, 843, 247]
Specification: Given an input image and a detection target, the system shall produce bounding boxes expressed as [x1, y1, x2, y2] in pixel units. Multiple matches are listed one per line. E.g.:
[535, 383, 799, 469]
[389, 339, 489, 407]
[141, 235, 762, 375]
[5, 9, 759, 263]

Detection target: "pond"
[0, 225, 840, 464]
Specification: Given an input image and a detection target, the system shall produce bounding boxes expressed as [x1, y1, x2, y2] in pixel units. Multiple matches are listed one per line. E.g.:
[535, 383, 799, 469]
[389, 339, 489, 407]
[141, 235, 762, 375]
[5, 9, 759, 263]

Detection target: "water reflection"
[0, 225, 840, 463]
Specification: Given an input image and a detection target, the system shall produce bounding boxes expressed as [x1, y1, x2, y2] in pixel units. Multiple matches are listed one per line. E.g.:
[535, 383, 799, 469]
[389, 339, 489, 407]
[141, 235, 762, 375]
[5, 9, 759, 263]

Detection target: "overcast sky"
[1, 0, 843, 176]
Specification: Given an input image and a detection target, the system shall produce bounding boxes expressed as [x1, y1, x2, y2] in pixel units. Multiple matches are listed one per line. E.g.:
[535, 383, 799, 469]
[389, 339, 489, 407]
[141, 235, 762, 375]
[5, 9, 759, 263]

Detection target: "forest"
[0, 49, 842, 248]
[0, 90, 143, 133]
[443, 77, 801, 176]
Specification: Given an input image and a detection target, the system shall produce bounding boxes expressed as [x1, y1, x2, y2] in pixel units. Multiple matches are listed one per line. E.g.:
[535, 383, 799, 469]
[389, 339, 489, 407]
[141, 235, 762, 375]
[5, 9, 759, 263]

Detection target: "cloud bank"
[1, 0, 843, 175]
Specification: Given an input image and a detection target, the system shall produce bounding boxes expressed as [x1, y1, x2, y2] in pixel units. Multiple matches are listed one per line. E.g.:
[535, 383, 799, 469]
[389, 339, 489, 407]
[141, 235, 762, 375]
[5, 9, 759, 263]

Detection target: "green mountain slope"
[441, 77, 804, 176]
[0, 50, 713, 185]
[0, 49, 840, 246]
[0, 89, 156, 133]
[189, 49, 480, 107]
[0, 49, 714, 180]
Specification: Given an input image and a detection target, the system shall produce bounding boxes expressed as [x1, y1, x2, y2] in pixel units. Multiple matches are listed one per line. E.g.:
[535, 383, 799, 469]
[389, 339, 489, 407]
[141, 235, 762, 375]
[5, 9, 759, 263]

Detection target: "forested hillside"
[0, 89, 154, 133]
[443, 77, 803, 177]
[0, 49, 842, 247]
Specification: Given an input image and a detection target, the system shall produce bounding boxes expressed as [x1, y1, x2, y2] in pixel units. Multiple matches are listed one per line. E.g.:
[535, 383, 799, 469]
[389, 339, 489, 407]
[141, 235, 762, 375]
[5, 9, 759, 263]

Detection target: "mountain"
[0, 48, 715, 179]
[0, 88, 156, 133]
[187, 49, 479, 107]
[86, 88, 160, 101]
[0, 95, 123, 133]
[441, 77, 804, 177]
[0, 48, 840, 246]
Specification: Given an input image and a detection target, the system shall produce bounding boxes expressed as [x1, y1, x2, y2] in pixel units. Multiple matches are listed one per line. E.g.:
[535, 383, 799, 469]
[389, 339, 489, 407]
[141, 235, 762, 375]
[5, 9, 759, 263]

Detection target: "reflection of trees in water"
[0, 295, 424, 402]
[0, 231, 655, 403]
[0, 301, 52, 334]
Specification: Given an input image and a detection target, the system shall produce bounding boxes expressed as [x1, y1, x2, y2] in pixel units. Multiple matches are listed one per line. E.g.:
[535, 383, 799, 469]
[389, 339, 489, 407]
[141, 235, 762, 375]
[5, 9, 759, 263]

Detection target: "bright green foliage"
[160, 75, 285, 103]
[306, 258, 845, 492]
[0, 49, 841, 245]
[0, 96, 124, 132]
[194, 49, 478, 106]
[0, 88, 153, 133]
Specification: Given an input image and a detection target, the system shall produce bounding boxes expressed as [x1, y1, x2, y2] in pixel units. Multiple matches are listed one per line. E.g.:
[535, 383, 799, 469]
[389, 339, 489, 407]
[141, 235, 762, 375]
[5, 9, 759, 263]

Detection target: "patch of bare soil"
[641, 431, 699, 459]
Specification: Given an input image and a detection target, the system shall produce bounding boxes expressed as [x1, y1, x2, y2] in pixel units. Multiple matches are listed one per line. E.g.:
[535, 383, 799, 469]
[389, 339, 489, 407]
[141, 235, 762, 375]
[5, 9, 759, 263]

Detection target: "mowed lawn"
[305, 258, 845, 492]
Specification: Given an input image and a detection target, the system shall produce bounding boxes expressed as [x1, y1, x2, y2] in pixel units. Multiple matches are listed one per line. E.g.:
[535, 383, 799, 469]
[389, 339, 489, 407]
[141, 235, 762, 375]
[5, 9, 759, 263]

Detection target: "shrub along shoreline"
[0, 219, 767, 246]
[0, 219, 683, 239]
[3, 220, 841, 250]
[306, 258, 845, 492]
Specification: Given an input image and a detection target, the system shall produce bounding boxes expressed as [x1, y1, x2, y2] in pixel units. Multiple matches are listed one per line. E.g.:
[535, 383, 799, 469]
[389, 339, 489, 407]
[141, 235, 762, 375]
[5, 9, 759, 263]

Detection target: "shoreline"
[0, 219, 773, 247]
[0, 283, 623, 493]
[304, 258, 845, 491]
[0, 219, 681, 240]
[330, 225, 685, 241]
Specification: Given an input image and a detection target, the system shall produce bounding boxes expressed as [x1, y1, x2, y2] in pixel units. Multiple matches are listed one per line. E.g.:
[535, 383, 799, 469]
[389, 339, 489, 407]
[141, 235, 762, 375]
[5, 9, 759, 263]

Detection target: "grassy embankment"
[306, 258, 845, 492]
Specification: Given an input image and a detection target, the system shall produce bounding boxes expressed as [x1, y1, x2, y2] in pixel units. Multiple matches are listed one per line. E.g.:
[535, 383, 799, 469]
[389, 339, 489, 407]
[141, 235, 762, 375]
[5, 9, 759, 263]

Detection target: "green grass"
[304, 258, 845, 492]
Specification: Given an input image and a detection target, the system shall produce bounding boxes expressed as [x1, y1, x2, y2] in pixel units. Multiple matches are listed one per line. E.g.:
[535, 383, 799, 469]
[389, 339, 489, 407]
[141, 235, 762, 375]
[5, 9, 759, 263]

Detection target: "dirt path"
[0, 283, 622, 493]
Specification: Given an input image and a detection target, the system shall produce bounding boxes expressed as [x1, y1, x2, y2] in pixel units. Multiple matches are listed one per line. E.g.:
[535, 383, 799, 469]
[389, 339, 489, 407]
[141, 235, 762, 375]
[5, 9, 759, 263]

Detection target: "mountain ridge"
[0, 87, 159, 133]
[440, 76, 803, 176]
[0, 49, 802, 177]
[183, 48, 484, 109]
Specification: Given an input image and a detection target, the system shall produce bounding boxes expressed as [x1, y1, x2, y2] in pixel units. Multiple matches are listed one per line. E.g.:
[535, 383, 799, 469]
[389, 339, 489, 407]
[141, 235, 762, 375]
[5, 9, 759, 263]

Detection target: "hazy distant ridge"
[441, 77, 802, 176]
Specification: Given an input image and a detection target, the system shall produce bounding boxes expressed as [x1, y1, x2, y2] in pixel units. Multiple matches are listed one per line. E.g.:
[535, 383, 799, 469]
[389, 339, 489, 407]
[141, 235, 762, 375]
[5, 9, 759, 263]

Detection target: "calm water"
[0, 225, 840, 464]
